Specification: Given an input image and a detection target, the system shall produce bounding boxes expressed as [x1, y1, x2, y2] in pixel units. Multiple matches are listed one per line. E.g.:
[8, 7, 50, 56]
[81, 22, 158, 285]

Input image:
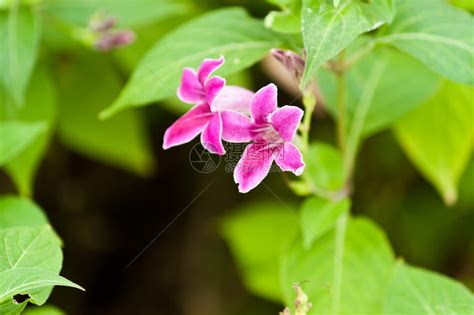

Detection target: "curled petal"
[211, 86, 254, 115]
[270, 105, 304, 142]
[221, 111, 253, 143]
[197, 55, 225, 85]
[205, 76, 226, 106]
[275, 143, 305, 176]
[177, 68, 204, 103]
[201, 113, 225, 155]
[250, 83, 278, 124]
[234, 143, 278, 193]
[163, 103, 211, 149]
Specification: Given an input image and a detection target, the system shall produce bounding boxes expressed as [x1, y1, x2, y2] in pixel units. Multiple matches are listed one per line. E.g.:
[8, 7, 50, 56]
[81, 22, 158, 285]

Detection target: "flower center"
[252, 125, 283, 144]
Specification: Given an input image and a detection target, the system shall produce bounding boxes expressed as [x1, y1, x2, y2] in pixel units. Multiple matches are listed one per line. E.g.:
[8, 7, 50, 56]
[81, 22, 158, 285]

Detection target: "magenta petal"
[221, 111, 253, 143]
[250, 83, 278, 124]
[211, 86, 254, 115]
[234, 143, 277, 193]
[201, 112, 225, 155]
[205, 76, 226, 106]
[275, 143, 305, 176]
[177, 68, 205, 103]
[197, 55, 225, 85]
[163, 103, 211, 149]
[270, 105, 304, 142]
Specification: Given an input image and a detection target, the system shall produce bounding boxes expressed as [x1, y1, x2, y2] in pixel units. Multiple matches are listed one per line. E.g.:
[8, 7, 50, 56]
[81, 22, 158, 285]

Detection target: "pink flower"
[222, 83, 305, 193]
[163, 56, 253, 155]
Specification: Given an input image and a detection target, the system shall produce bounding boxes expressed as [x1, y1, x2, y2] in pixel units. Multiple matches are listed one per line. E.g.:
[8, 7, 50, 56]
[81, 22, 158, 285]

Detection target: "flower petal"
[201, 112, 225, 155]
[197, 55, 225, 85]
[205, 76, 226, 106]
[211, 85, 254, 115]
[270, 105, 304, 142]
[250, 83, 278, 124]
[221, 111, 253, 143]
[177, 68, 204, 103]
[234, 143, 278, 193]
[163, 103, 211, 149]
[275, 142, 305, 176]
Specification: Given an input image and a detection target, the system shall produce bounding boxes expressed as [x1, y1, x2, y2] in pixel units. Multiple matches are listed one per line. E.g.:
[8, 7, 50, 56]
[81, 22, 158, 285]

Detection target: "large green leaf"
[101, 8, 281, 118]
[395, 81, 474, 205]
[0, 196, 48, 229]
[385, 262, 474, 315]
[300, 197, 350, 249]
[3, 68, 57, 196]
[0, 226, 82, 312]
[0, 121, 46, 167]
[301, 0, 394, 86]
[0, 6, 41, 105]
[220, 201, 298, 302]
[318, 47, 440, 136]
[43, 0, 193, 27]
[379, 0, 474, 85]
[56, 55, 154, 175]
[281, 217, 394, 315]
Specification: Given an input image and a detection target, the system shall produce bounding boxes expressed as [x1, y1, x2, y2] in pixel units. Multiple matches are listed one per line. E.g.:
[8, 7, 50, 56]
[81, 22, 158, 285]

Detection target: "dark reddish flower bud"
[89, 15, 117, 33]
[271, 49, 306, 82]
[95, 30, 136, 51]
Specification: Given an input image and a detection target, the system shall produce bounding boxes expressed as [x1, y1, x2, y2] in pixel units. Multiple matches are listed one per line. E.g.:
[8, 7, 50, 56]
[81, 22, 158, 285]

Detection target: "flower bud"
[271, 49, 306, 82]
[95, 30, 136, 51]
[90, 16, 117, 33]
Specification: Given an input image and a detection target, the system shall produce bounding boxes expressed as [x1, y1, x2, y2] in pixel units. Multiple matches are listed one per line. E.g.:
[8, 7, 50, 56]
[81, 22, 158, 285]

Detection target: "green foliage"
[23, 305, 65, 315]
[395, 81, 474, 205]
[0, 5, 41, 105]
[56, 55, 154, 175]
[220, 201, 298, 302]
[264, 0, 301, 34]
[379, 0, 474, 85]
[318, 46, 440, 136]
[0, 121, 46, 167]
[301, 0, 394, 87]
[43, 0, 194, 27]
[300, 197, 350, 249]
[385, 262, 474, 314]
[101, 8, 282, 118]
[3, 68, 57, 196]
[281, 217, 394, 315]
[0, 196, 48, 229]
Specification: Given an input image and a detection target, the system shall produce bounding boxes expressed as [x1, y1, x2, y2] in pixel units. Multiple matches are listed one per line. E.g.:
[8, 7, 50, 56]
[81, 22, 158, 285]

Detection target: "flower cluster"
[163, 56, 305, 193]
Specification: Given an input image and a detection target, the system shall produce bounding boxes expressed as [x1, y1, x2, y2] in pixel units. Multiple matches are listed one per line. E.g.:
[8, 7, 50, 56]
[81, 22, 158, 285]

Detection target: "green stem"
[300, 88, 316, 154]
[336, 51, 347, 153]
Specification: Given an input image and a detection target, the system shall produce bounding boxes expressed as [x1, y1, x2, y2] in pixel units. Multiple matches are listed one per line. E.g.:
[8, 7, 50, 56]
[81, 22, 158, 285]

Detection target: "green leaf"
[301, 0, 394, 86]
[385, 262, 474, 315]
[379, 0, 474, 85]
[43, 0, 194, 27]
[394, 81, 474, 205]
[0, 226, 82, 311]
[318, 47, 440, 136]
[23, 305, 65, 315]
[56, 55, 154, 175]
[450, 0, 474, 11]
[3, 68, 57, 196]
[300, 197, 350, 249]
[0, 6, 41, 105]
[220, 201, 298, 302]
[303, 142, 345, 194]
[0, 121, 46, 167]
[281, 217, 394, 315]
[0, 196, 48, 229]
[101, 8, 281, 118]
[264, 0, 301, 34]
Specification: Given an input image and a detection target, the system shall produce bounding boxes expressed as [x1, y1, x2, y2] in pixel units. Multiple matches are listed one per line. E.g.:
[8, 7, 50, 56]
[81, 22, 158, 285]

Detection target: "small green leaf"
[3, 68, 57, 196]
[43, 0, 193, 27]
[0, 121, 46, 167]
[281, 217, 394, 315]
[56, 55, 154, 175]
[301, 0, 394, 86]
[220, 201, 298, 302]
[0, 6, 41, 105]
[101, 8, 281, 118]
[333, 0, 340, 7]
[379, 0, 474, 85]
[385, 261, 474, 314]
[264, 0, 301, 34]
[303, 142, 345, 194]
[300, 197, 350, 249]
[0, 196, 48, 229]
[394, 81, 474, 205]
